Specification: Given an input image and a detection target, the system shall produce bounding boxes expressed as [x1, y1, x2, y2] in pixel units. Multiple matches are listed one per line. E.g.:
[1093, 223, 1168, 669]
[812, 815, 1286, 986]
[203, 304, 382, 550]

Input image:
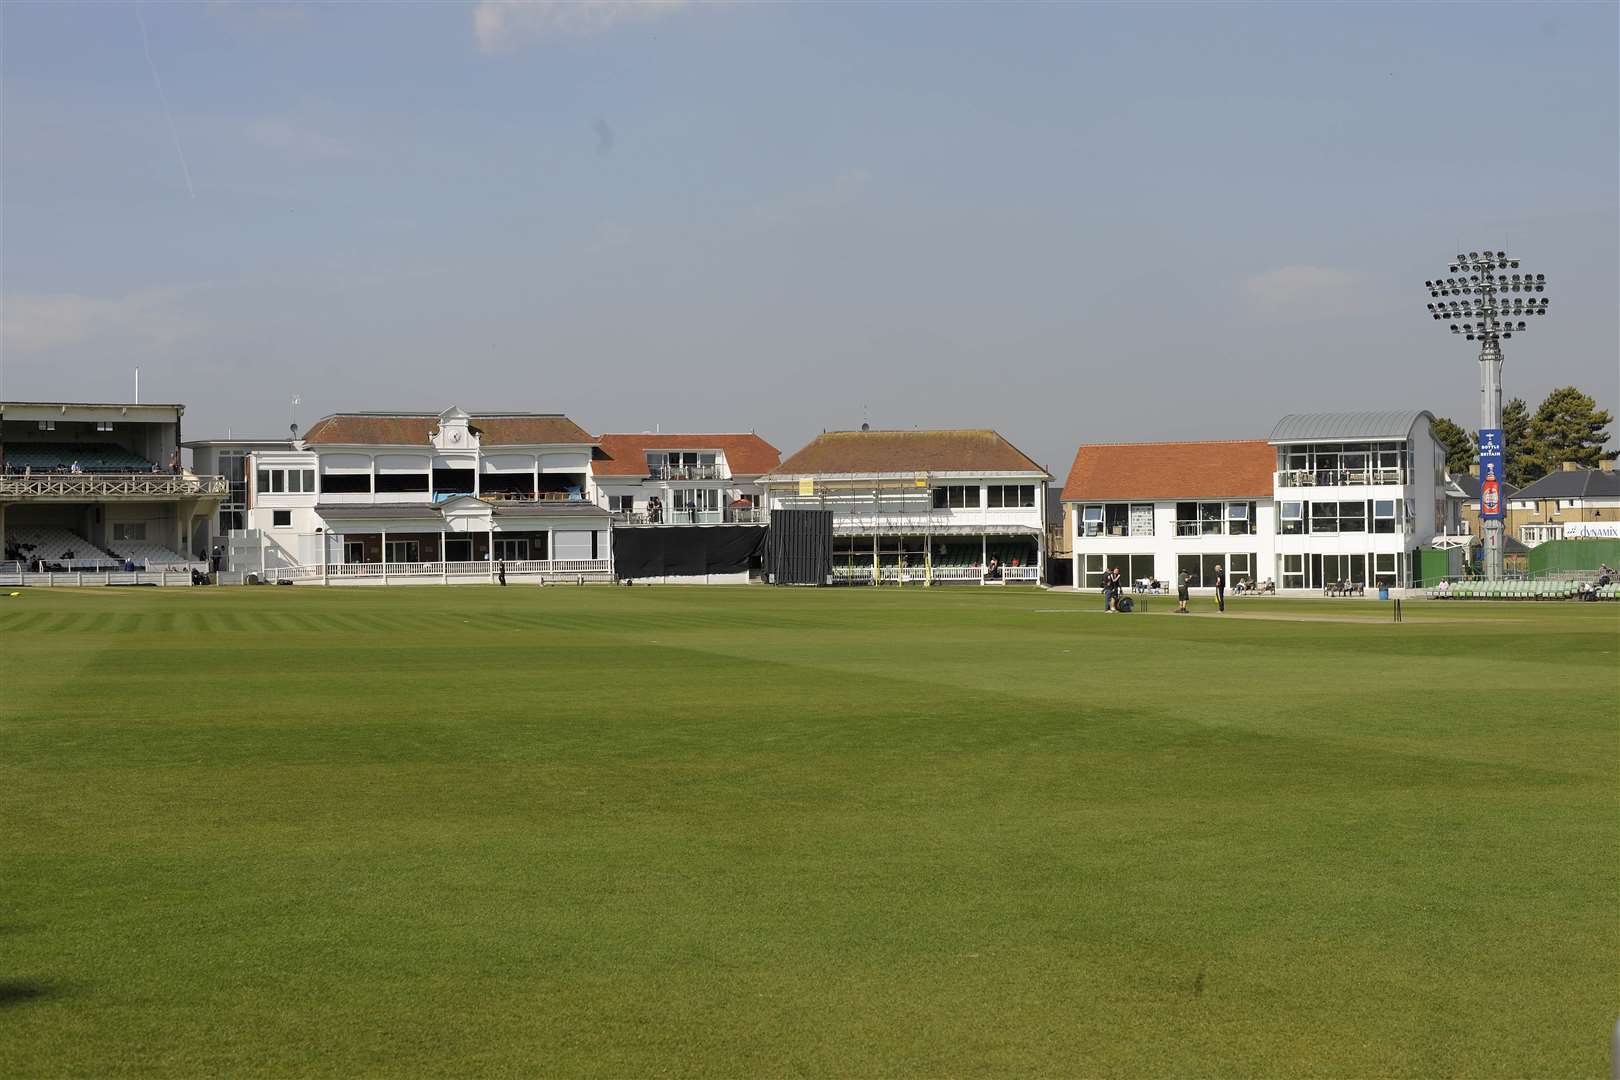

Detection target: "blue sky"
[3, 1, 1615, 472]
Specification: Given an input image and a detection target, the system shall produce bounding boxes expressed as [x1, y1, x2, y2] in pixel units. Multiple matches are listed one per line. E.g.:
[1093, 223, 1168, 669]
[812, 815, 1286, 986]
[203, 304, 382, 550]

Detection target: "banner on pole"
[1477, 428, 1505, 520]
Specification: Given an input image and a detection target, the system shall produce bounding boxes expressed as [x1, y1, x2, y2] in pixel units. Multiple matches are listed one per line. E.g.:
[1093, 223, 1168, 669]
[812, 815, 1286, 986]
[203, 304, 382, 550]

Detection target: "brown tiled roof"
[1061, 440, 1275, 501]
[593, 433, 781, 477]
[302, 413, 593, 446]
[769, 429, 1047, 477]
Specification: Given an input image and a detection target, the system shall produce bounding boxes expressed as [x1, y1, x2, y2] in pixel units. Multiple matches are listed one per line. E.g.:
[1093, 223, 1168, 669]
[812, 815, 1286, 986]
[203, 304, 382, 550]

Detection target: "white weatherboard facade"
[1067, 412, 1449, 593]
[763, 471, 1049, 584]
[190, 407, 612, 584]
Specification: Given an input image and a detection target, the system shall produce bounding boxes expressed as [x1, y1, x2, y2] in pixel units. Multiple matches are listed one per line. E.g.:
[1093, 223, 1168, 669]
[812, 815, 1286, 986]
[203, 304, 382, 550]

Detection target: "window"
[321, 472, 370, 493]
[1373, 499, 1397, 534]
[932, 485, 980, 509]
[1374, 553, 1398, 587]
[1227, 501, 1252, 536]
[1081, 505, 1103, 537]
[1200, 502, 1224, 535]
[272, 510, 291, 528]
[987, 484, 1036, 508]
[343, 540, 366, 564]
[112, 522, 147, 541]
[1338, 500, 1366, 533]
[95, 420, 114, 432]
[1282, 553, 1305, 590]
[1226, 553, 1255, 585]
[1176, 502, 1200, 536]
[256, 467, 316, 494]
[1281, 501, 1304, 535]
[608, 494, 636, 513]
[37, 420, 55, 431]
[1129, 504, 1154, 537]
[1310, 502, 1339, 533]
[1177, 554, 1202, 587]
[1083, 553, 1153, 589]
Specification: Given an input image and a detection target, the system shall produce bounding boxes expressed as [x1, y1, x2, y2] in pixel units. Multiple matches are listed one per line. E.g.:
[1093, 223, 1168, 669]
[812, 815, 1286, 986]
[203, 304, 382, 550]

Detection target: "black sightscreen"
[614, 526, 767, 580]
[764, 509, 833, 585]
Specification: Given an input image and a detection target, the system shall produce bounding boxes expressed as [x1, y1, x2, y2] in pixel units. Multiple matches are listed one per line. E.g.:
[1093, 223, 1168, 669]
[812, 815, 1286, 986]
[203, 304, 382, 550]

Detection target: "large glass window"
[987, 485, 1036, 508]
[1311, 502, 1339, 533]
[1200, 502, 1224, 535]
[1281, 501, 1304, 535]
[321, 472, 370, 493]
[1374, 552, 1398, 587]
[1177, 554, 1202, 587]
[1129, 504, 1154, 536]
[1176, 502, 1199, 537]
[1104, 504, 1129, 536]
[1339, 500, 1366, 533]
[1080, 505, 1103, 537]
[1282, 553, 1305, 590]
[1227, 501, 1252, 536]
[1373, 499, 1397, 534]
[1227, 553, 1254, 585]
[932, 485, 980, 509]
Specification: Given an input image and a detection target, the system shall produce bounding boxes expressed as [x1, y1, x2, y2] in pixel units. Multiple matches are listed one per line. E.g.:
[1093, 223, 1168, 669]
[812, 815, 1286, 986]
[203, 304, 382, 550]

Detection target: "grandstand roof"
[593, 433, 781, 477]
[302, 412, 593, 447]
[1061, 440, 1275, 502]
[768, 429, 1047, 478]
[1267, 410, 1433, 443]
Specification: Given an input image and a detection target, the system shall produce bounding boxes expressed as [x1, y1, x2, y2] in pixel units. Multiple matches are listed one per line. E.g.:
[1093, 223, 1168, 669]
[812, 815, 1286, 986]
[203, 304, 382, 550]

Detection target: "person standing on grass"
[1177, 569, 1191, 613]
[1214, 563, 1226, 612]
[497, 559, 507, 586]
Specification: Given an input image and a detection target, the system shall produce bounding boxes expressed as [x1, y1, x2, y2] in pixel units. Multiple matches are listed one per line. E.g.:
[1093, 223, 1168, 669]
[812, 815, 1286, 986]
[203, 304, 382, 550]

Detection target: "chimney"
[1468, 462, 1479, 477]
[1562, 461, 1581, 472]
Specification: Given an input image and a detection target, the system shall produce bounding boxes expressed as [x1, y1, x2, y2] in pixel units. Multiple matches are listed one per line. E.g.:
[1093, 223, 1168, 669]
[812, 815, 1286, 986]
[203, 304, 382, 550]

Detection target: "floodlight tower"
[1424, 250, 1550, 580]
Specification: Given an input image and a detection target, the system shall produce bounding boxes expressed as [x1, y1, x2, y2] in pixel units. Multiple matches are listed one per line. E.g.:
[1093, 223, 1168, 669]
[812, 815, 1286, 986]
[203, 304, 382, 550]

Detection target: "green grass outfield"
[1, 585, 1615, 1078]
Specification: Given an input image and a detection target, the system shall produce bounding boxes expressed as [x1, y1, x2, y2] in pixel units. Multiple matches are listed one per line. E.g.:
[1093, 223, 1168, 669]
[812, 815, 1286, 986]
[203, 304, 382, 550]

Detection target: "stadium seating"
[2, 443, 155, 473]
[103, 541, 199, 569]
[4, 526, 117, 568]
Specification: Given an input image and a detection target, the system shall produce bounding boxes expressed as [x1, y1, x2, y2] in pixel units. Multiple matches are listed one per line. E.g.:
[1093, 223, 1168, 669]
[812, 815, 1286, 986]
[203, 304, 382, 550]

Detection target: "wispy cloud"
[473, 0, 692, 52]
[1, 289, 205, 354]
[1241, 265, 1365, 319]
[745, 168, 872, 230]
[248, 118, 354, 162]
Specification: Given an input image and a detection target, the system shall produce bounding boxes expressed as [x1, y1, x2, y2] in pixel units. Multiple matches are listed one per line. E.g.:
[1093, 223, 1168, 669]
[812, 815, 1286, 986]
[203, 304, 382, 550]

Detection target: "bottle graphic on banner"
[1482, 463, 1500, 516]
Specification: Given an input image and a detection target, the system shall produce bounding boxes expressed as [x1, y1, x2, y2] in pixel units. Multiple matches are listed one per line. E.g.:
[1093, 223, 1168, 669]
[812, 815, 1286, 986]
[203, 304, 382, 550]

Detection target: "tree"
[1431, 417, 1475, 476]
[1501, 397, 1536, 487]
[1525, 387, 1614, 478]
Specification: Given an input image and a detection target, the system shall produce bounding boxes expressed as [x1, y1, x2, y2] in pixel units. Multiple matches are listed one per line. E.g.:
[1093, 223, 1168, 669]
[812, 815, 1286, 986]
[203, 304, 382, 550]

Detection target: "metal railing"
[613, 507, 765, 525]
[254, 559, 615, 582]
[650, 464, 725, 481]
[1275, 468, 1407, 488]
[0, 472, 229, 499]
[831, 564, 1040, 584]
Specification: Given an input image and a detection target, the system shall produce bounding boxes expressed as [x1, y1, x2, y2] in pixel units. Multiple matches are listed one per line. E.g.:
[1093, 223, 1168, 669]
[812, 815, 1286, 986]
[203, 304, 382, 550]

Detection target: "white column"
[381, 528, 388, 585]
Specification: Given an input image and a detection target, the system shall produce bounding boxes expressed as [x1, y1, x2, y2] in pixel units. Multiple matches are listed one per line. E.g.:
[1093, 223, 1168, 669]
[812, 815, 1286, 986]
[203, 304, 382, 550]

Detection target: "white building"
[1063, 410, 1451, 592]
[761, 428, 1051, 584]
[187, 406, 612, 583]
[590, 433, 780, 525]
[3, 400, 223, 576]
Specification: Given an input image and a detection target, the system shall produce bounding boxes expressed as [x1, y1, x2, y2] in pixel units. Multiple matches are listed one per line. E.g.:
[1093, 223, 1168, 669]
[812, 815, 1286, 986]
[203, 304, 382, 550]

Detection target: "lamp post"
[1424, 250, 1549, 580]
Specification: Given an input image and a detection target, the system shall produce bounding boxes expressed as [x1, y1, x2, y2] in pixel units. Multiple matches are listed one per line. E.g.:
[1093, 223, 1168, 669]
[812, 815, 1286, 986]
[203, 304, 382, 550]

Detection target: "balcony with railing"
[1275, 467, 1408, 488]
[612, 506, 766, 526]
[649, 463, 727, 481]
[0, 472, 230, 500]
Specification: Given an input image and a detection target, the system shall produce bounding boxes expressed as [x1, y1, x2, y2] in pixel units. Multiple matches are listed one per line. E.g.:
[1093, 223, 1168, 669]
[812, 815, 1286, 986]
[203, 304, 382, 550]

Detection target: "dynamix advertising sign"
[1478, 428, 1506, 520]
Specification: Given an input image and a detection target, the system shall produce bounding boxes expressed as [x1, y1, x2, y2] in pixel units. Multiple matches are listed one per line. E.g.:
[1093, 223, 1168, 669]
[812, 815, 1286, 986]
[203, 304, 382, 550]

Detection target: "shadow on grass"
[0, 980, 64, 1008]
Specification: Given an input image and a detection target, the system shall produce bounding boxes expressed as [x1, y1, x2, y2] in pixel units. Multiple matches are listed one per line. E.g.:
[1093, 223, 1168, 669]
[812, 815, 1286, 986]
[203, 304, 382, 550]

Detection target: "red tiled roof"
[1061, 440, 1275, 502]
[302, 413, 593, 446]
[593, 433, 781, 477]
[770, 429, 1047, 477]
